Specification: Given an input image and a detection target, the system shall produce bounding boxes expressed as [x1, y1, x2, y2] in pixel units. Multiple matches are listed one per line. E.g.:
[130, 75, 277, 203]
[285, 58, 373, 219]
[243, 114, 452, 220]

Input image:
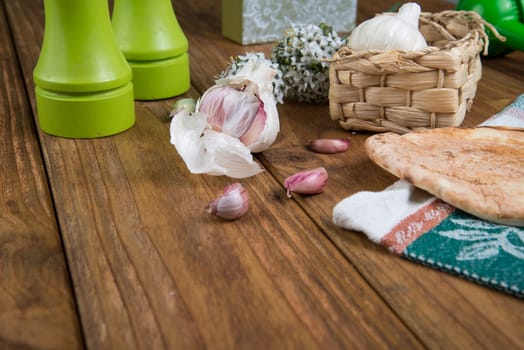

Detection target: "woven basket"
[329, 10, 498, 134]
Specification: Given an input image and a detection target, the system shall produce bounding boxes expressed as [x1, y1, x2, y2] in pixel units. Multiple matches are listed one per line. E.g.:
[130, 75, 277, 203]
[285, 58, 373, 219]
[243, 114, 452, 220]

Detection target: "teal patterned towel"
[404, 207, 524, 297]
[333, 94, 524, 298]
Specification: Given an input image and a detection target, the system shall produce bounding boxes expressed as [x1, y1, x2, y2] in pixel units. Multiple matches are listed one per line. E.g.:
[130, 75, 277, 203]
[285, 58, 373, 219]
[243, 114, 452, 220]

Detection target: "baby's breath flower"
[217, 24, 345, 105]
[271, 23, 346, 103]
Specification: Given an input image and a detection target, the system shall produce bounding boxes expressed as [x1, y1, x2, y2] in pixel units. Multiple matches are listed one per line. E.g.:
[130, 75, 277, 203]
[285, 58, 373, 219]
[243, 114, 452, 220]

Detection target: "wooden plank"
[0, 2, 83, 349]
[6, 0, 424, 349]
[166, 1, 524, 349]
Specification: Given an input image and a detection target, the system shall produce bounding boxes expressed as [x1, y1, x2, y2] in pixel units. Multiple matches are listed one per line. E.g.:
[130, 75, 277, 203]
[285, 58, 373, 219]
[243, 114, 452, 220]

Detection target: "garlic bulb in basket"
[348, 2, 427, 51]
[170, 60, 279, 178]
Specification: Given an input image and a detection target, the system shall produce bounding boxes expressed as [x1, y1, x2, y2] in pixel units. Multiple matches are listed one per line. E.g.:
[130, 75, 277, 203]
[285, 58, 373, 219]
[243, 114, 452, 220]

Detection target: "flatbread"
[365, 127, 524, 227]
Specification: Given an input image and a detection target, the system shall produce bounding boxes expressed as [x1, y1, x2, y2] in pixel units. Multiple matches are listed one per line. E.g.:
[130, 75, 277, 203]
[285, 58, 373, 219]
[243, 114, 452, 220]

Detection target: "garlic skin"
[308, 138, 350, 154]
[206, 183, 249, 220]
[170, 60, 279, 178]
[169, 110, 263, 178]
[284, 167, 328, 198]
[348, 2, 427, 51]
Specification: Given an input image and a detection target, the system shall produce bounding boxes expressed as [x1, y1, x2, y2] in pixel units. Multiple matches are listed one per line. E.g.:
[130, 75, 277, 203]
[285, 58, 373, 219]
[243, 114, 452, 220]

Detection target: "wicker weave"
[329, 11, 499, 134]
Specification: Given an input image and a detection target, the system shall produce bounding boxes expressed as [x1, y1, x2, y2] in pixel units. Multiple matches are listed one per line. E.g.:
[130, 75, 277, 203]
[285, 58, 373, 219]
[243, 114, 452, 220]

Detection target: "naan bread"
[365, 127, 524, 227]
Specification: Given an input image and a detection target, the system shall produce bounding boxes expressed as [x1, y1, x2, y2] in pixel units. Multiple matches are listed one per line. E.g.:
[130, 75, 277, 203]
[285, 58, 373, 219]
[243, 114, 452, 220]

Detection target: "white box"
[222, 0, 357, 45]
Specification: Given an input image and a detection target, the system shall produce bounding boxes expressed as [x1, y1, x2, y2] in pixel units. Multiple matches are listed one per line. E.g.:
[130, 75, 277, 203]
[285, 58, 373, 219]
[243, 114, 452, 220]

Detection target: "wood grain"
[6, 0, 424, 349]
[0, 2, 83, 349]
[3, 0, 524, 349]
[169, 1, 524, 349]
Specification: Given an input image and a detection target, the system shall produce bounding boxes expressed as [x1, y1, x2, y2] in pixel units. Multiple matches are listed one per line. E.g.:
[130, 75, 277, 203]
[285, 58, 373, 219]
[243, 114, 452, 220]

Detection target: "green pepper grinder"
[112, 0, 190, 100]
[33, 0, 135, 138]
[457, 0, 524, 56]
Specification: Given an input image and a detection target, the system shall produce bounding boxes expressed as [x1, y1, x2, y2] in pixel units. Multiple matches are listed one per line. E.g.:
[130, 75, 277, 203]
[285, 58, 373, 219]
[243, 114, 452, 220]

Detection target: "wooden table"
[1, 0, 523, 348]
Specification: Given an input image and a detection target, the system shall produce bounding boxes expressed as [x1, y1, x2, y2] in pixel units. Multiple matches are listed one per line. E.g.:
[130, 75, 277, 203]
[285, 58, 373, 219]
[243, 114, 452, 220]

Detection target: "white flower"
[271, 23, 346, 103]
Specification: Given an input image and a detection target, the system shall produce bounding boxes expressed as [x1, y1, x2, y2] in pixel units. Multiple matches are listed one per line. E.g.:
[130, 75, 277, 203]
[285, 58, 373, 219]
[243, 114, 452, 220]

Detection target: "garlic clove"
[169, 110, 263, 178]
[247, 91, 279, 153]
[307, 138, 350, 154]
[284, 167, 328, 198]
[206, 183, 249, 220]
[239, 104, 267, 146]
[169, 97, 196, 119]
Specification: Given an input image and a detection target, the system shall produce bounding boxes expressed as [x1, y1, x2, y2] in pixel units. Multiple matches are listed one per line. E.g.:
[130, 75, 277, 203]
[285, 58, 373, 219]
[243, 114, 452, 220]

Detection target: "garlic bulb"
[170, 60, 280, 178]
[206, 183, 249, 220]
[212, 61, 280, 153]
[348, 2, 427, 51]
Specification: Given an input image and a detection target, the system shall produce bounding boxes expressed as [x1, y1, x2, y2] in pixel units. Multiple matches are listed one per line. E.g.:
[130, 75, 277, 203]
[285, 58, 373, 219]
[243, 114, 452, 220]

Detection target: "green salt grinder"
[33, 0, 135, 138]
[112, 0, 190, 100]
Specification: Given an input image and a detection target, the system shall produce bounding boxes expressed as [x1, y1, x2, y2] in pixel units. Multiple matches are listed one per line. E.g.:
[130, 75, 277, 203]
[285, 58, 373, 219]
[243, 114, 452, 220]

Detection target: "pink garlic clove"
[284, 167, 328, 198]
[206, 183, 249, 220]
[239, 103, 267, 146]
[307, 138, 350, 154]
[198, 85, 265, 144]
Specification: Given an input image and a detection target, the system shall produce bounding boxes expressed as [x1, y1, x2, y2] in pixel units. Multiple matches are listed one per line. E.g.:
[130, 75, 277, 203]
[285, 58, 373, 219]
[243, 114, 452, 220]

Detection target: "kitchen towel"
[333, 94, 524, 298]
